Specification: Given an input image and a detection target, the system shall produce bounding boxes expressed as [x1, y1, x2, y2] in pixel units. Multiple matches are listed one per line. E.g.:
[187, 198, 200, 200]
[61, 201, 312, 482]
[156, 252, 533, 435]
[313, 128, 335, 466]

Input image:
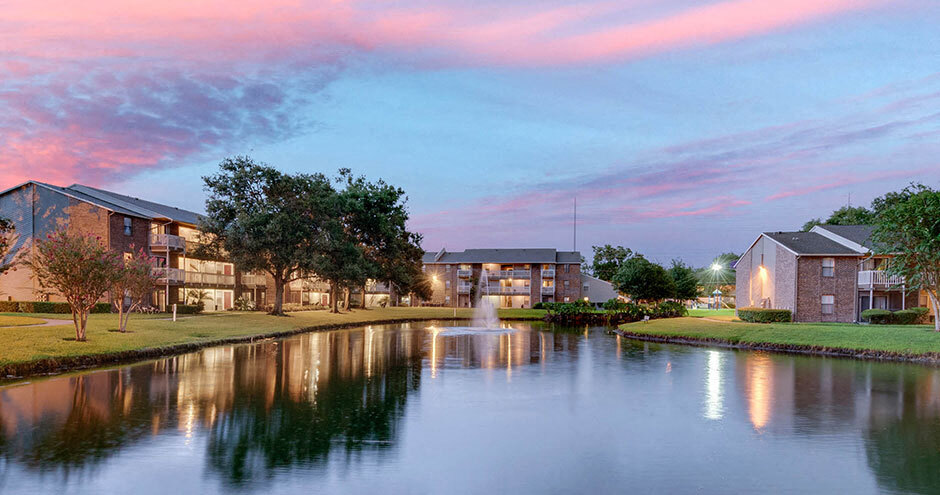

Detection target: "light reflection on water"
[1, 321, 940, 494]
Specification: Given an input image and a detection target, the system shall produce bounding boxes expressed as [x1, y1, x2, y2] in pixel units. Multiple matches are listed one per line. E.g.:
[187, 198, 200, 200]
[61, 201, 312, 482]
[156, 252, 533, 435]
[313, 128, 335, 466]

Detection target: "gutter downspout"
[794, 255, 799, 322]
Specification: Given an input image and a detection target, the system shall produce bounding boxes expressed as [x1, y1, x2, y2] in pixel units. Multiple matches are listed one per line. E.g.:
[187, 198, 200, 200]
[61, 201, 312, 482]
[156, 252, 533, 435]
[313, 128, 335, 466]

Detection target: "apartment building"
[0, 181, 266, 311]
[735, 224, 930, 323]
[421, 248, 582, 308]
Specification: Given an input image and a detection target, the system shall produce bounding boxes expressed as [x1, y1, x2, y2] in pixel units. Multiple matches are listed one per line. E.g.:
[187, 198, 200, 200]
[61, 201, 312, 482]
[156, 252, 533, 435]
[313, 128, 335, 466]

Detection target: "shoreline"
[614, 327, 940, 366]
[1, 315, 543, 382]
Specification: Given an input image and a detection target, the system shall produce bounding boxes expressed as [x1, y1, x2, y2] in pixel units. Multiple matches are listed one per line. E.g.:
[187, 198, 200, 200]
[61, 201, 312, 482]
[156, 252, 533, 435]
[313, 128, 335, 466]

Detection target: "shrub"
[91, 302, 112, 314]
[602, 298, 629, 312]
[861, 308, 893, 324]
[532, 302, 545, 310]
[175, 304, 203, 315]
[0, 300, 18, 312]
[234, 296, 256, 311]
[652, 301, 688, 318]
[738, 307, 792, 323]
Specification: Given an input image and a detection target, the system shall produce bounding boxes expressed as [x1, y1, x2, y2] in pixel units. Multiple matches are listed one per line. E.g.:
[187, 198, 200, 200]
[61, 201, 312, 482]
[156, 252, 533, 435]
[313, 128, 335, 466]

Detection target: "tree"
[591, 245, 634, 281]
[312, 189, 367, 313]
[111, 246, 159, 333]
[29, 230, 122, 341]
[201, 157, 334, 316]
[338, 170, 424, 310]
[669, 259, 699, 301]
[870, 184, 940, 332]
[802, 205, 876, 231]
[611, 256, 675, 303]
[0, 216, 16, 278]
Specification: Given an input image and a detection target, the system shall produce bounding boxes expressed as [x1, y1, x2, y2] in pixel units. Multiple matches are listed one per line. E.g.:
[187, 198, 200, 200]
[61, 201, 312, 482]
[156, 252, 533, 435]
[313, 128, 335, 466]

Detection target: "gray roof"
[422, 248, 582, 264]
[68, 184, 204, 225]
[815, 224, 875, 248]
[763, 231, 862, 256]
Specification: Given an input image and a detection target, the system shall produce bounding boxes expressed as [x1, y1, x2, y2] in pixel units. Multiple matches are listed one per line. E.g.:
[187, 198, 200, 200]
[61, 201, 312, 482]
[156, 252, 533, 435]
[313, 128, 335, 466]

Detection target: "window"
[445, 264, 451, 272]
[123, 217, 132, 236]
[565, 264, 570, 273]
[583, 284, 590, 293]
[445, 280, 451, 289]
[564, 296, 570, 302]
[564, 280, 570, 288]
[445, 295, 451, 304]
[821, 295, 835, 314]
[822, 258, 835, 277]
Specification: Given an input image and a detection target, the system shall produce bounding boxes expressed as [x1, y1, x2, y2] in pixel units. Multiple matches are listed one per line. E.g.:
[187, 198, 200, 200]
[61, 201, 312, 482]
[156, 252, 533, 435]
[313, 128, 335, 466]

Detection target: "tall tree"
[669, 259, 699, 302]
[310, 186, 367, 313]
[201, 157, 334, 316]
[871, 184, 940, 332]
[802, 205, 876, 231]
[611, 256, 675, 303]
[591, 245, 634, 281]
[110, 246, 159, 333]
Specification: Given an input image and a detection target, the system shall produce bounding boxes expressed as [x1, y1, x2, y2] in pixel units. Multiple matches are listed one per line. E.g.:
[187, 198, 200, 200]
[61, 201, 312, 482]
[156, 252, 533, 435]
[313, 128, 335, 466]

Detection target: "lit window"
[445, 280, 451, 289]
[821, 294, 835, 314]
[445, 295, 451, 304]
[124, 217, 132, 236]
[564, 296, 570, 302]
[446, 264, 451, 272]
[822, 258, 835, 277]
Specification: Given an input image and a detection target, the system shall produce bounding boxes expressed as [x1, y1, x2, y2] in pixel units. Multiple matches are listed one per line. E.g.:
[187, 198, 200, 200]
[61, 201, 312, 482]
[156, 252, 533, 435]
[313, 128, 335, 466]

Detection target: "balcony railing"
[483, 270, 531, 279]
[241, 274, 267, 287]
[480, 285, 530, 295]
[149, 233, 185, 251]
[858, 270, 905, 288]
[541, 269, 555, 278]
[457, 269, 472, 278]
[186, 271, 235, 286]
[457, 283, 473, 294]
[153, 267, 185, 284]
[541, 286, 555, 295]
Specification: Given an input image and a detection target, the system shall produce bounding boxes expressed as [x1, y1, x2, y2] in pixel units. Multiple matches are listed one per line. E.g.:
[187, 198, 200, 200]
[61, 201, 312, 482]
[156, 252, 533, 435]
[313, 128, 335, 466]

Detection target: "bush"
[175, 304, 203, 315]
[861, 308, 892, 324]
[91, 302, 112, 313]
[651, 301, 688, 318]
[738, 307, 792, 323]
[532, 302, 545, 310]
[0, 300, 18, 312]
[863, 307, 930, 325]
[602, 298, 629, 312]
[262, 303, 325, 313]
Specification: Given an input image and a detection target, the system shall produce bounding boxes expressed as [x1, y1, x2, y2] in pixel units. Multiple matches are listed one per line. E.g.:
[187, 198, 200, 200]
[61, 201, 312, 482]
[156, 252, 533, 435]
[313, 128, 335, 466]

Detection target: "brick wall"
[795, 256, 858, 323]
[109, 214, 149, 255]
[554, 263, 581, 302]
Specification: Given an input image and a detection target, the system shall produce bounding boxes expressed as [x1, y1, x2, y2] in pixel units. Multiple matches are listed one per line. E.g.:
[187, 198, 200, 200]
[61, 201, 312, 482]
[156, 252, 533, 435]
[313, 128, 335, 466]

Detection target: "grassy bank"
[0, 307, 545, 378]
[687, 308, 738, 321]
[618, 317, 940, 361]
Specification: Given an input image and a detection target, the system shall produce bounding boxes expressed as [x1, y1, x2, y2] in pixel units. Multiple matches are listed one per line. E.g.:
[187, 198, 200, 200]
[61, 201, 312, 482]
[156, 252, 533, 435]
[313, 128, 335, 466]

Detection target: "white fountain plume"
[471, 269, 500, 329]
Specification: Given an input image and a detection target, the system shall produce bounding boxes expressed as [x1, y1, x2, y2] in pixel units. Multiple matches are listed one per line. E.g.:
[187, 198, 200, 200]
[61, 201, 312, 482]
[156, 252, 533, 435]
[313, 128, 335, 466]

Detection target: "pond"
[1, 321, 939, 494]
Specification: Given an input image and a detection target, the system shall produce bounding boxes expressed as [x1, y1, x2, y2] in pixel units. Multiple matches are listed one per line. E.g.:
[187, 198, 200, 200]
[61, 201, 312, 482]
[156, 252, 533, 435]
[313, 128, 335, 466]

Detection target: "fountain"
[437, 269, 514, 335]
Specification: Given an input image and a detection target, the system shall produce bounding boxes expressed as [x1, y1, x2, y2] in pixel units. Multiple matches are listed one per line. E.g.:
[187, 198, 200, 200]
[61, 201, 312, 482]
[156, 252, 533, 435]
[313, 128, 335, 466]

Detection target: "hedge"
[862, 307, 929, 325]
[0, 301, 112, 314]
[737, 307, 792, 323]
[175, 304, 203, 315]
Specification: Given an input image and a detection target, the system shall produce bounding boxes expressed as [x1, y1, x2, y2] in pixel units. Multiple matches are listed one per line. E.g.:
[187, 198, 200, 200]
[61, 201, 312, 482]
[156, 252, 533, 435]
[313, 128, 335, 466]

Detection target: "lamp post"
[710, 263, 722, 310]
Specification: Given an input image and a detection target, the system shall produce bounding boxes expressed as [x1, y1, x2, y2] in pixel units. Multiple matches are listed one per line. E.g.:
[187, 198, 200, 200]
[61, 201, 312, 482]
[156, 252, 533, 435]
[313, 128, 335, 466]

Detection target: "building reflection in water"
[746, 354, 773, 431]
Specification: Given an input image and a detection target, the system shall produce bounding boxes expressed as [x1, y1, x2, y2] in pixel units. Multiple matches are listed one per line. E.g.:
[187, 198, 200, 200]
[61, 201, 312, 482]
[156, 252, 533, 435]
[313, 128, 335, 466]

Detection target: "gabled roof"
[0, 180, 205, 225]
[422, 248, 582, 264]
[763, 231, 862, 256]
[813, 224, 875, 250]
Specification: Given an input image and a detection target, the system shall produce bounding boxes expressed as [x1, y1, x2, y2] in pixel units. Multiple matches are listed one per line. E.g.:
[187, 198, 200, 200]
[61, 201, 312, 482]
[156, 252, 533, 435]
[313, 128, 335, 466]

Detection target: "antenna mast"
[573, 198, 577, 252]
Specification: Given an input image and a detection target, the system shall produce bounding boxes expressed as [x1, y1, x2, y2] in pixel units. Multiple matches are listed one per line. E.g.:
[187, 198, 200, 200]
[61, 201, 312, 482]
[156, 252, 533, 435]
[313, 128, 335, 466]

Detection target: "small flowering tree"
[0, 216, 16, 277]
[30, 230, 122, 341]
[111, 245, 159, 333]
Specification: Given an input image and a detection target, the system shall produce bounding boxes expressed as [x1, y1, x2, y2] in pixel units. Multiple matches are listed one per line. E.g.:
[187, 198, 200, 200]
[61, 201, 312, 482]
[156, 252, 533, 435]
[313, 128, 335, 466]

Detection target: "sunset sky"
[2, 0, 939, 265]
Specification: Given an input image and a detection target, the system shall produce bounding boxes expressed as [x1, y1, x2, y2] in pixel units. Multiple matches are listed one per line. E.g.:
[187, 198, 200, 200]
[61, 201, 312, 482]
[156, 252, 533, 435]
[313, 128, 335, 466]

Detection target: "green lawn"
[0, 315, 47, 327]
[0, 307, 545, 368]
[687, 308, 738, 321]
[621, 317, 940, 356]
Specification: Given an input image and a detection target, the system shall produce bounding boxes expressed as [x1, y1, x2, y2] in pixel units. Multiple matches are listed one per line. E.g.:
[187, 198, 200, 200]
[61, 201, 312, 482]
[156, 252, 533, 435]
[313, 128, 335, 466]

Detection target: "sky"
[1, 0, 939, 266]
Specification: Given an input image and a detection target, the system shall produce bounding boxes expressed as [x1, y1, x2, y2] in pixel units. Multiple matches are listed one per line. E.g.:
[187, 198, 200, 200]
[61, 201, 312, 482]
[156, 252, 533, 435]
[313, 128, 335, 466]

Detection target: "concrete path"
[0, 318, 72, 329]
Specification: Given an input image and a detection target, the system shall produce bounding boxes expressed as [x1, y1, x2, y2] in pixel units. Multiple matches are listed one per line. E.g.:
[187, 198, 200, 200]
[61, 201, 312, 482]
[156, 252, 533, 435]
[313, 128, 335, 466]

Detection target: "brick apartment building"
[421, 248, 582, 308]
[735, 224, 932, 323]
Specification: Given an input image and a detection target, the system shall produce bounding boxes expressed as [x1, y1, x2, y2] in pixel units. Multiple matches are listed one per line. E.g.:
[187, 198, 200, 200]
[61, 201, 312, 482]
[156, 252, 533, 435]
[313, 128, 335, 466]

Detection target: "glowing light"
[711, 263, 722, 272]
[748, 354, 773, 431]
[704, 350, 723, 420]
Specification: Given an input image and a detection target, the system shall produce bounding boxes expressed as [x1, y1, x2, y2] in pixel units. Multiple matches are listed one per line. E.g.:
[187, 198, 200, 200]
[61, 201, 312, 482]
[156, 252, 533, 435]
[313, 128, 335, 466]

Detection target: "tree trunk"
[928, 289, 940, 332]
[272, 276, 285, 316]
[360, 282, 368, 309]
[330, 283, 339, 313]
[116, 297, 126, 333]
[343, 288, 351, 311]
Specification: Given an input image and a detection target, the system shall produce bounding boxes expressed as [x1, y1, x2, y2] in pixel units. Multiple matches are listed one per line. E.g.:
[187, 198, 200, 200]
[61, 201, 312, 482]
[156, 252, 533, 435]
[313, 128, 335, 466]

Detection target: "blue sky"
[2, 0, 939, 265]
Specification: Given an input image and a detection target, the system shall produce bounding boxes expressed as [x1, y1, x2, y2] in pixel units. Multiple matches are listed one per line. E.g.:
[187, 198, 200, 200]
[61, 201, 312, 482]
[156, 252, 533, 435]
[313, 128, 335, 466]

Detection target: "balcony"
[457, 283, 473, 294]
[858, 270, 905, 289]
[153, 267, 185, 284]
[186, 271, 235, 286]
[541, 269, 555, 278]
[484, 270, 531, 279]
[457, 269, 472, 278]
[149, 233, 185, 251]
[481, 285, 530, 295]
[241, 273, 267, 287]
[541, 286, 555, 295]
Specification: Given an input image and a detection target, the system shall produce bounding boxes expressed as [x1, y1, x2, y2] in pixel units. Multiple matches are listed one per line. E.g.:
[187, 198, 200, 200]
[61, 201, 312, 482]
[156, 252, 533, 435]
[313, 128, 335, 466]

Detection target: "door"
[224, 291, 233, 310]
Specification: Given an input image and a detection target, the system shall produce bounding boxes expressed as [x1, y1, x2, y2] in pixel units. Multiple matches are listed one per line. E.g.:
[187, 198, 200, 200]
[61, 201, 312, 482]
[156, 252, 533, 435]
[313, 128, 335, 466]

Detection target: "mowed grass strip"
[0, 307, 545, 367]
[687, 308, 739, 321]
[0, 315, 47, 327]
[621, 317, 940, 355]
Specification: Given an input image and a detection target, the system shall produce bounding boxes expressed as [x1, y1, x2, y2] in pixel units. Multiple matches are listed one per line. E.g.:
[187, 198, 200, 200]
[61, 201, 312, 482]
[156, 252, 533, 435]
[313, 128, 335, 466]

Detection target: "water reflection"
[3, 324, 940, 493]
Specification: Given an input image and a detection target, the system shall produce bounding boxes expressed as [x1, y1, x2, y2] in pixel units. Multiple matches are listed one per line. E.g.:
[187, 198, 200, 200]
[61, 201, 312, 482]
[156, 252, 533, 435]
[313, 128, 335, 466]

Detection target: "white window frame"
[821, 294, 835, 314]
[822, 258, 835, 277]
